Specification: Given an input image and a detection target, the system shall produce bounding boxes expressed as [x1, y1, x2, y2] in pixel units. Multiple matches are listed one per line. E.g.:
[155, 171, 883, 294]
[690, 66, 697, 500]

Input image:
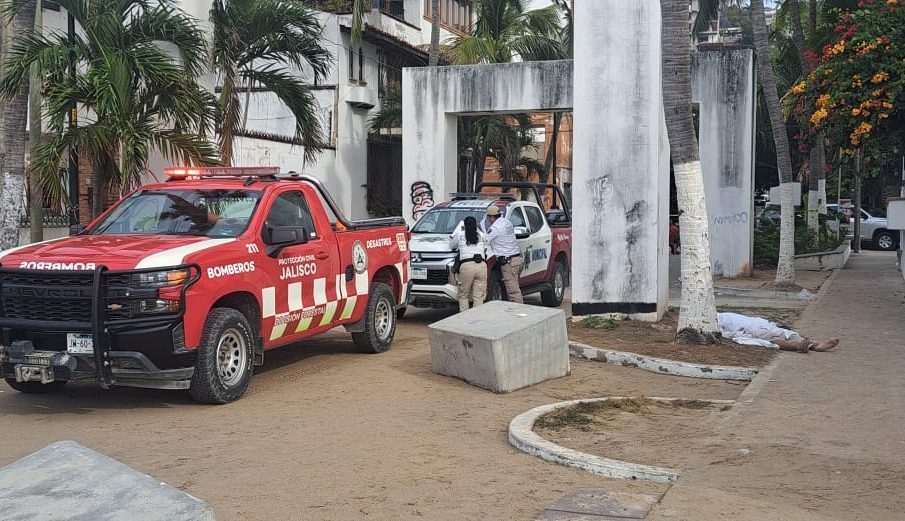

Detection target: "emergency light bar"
[164, 166, 280, 179]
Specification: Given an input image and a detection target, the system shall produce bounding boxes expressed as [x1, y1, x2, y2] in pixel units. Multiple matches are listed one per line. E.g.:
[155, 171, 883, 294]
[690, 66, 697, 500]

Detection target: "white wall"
[401, 61, 573, 223]
[692, 48, 757, 278]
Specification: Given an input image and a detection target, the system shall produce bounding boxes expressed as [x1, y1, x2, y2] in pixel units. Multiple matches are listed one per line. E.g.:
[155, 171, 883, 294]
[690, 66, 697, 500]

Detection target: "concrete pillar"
[571, 2, 670, 320]
[692, 46, 757, 277]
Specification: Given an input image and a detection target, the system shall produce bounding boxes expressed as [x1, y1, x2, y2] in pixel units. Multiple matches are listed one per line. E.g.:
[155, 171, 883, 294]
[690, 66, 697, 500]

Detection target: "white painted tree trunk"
[807, 189, 819, 233]
[776, 181, 796, 284]
[0, 172, 25, 250]
[675, 160, 718, 333]
[817, 178, 827, 214]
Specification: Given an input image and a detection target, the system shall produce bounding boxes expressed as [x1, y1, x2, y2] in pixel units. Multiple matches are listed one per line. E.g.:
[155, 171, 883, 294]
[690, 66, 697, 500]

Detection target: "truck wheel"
[352, 282, 396, 354]
[4, 379, 67, 394]
[486, 270, 506, 301]
[541, 260, 567, 307]
[189, 308, 254, 404]
[874, 230, 897, 251]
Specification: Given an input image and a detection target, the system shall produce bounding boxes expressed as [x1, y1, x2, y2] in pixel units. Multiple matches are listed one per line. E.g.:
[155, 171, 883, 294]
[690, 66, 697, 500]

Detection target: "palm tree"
[0, 0, 36, 249]
[428, 0, 440, 66]
[448, 0, 564, 190]
[28, 0, 43, 243]
[211, 0, 331, 167]
[751, 0, 796, 286]
[0, 0, 218, 219]
[661, 0, 719, 341]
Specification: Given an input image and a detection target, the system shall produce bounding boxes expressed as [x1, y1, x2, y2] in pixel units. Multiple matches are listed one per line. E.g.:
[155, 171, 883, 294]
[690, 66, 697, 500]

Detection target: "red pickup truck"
[0, 168, 411, 403]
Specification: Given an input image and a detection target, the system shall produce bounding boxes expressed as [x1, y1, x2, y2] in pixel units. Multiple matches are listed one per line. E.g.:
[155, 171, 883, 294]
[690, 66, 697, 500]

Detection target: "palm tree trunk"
[28, 0, 43, 244]
[750, 0, 795, 286]
[428, 0, 440, 66]
[0, 1, 37, 250]
[789, 0, 824, 234]
[543, 112, 561, 185]
[661, 0, 719, 341]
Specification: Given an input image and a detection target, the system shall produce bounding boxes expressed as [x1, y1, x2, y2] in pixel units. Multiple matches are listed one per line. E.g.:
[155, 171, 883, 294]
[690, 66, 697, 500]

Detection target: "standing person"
[483, 205, 523, 303]
[449, 216, 487, 312]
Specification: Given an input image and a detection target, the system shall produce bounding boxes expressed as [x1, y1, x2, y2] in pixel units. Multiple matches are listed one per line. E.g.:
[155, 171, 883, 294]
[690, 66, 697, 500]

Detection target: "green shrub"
[753, 213, 842, 269]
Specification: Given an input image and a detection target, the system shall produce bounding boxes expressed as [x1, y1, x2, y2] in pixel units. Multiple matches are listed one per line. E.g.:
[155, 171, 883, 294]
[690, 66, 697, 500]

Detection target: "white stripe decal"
[313, 278, 327, 305]
[395, 262, 406, 304]
[339, 274, 348, 299]
[262, 287, 276, 318]
[335, 274, 345, 300]
[135, 238, 235, 268]
[339, 296, 358, 320]
[355, 272, 369, 295]
[319, 302, 338, 326]
[288, 282, 303, 311]
[0, 237, 69, 261]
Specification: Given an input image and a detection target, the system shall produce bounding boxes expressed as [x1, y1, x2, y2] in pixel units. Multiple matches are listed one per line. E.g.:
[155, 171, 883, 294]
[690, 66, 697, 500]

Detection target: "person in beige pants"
[483, 205, 523, 304]
[449, 216, 487, 311]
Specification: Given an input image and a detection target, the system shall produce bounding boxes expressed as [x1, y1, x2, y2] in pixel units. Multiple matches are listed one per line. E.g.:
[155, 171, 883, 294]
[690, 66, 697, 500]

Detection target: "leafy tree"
[0, 0, 218, 220]
[793, 0, 904, 248]
[211, 0, 331, 166]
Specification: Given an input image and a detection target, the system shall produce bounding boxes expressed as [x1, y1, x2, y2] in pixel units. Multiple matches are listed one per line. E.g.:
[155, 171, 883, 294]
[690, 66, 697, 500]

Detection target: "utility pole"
[853, 149, 862, 253]
[67, 10, 79, 233]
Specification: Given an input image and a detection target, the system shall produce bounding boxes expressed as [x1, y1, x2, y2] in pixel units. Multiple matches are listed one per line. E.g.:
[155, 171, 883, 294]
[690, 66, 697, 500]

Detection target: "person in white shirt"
[449, 216, 487, 311]
[483, 205, 523, 303]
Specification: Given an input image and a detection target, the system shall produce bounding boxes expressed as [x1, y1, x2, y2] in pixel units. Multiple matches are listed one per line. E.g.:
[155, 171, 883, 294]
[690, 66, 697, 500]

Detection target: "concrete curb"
[569, 342, 759, 381]
[508, 397, 736, 484]
[712, 286, 814, 300]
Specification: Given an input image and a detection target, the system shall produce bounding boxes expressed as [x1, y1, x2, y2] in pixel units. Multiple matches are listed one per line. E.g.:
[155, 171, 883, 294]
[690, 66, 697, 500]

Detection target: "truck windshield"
[411, 208, 489, 234]
[89, 189, 263, 237]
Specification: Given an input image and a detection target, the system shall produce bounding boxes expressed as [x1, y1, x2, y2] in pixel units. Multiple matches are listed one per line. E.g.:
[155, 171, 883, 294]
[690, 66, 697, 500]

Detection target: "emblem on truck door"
[352, 241, 368, 274]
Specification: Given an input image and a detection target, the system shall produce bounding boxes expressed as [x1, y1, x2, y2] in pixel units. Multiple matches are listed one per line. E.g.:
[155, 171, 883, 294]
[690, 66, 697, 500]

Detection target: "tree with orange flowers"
[794, 0, 904, 165]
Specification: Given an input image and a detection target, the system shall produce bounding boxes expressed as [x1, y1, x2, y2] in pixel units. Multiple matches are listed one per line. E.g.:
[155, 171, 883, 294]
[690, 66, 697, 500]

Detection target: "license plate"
[412, 267, 427, 280]
[67, 333, 94, 354]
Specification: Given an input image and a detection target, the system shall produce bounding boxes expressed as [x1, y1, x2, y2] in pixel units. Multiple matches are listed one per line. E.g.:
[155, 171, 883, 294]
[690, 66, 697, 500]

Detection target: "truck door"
[520, 205, 553, 284]
[258, 190, 340, 346]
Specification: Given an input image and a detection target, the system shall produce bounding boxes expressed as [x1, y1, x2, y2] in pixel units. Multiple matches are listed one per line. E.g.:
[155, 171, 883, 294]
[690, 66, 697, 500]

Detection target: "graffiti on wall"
[410, 181, 434, 221]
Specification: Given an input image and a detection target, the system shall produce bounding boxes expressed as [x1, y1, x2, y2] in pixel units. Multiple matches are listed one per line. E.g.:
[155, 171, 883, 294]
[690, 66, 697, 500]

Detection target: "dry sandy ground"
[0, 306, 741, 521]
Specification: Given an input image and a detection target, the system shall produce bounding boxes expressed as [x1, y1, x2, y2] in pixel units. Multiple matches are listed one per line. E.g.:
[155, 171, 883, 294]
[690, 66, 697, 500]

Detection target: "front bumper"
[409, 259, 459, 308]
[0, 265, 200, 390]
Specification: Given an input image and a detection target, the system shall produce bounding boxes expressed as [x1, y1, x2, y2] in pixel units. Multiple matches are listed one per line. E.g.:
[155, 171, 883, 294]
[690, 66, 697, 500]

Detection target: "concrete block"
[0, 441, 215, 521]
[428, 300, 569, 393]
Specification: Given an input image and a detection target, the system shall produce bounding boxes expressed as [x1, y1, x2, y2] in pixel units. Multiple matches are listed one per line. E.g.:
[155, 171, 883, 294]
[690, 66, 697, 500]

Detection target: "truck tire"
[5, 379, 67, 394]
[541, 260, 567, 307]
[189, 308, 254, 404]
[874, 230, 897, 251]
[352, 282, 397, 354]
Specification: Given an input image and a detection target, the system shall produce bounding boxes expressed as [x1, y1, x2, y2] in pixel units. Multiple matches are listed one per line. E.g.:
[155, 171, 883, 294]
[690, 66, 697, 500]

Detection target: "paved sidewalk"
[650, 251, 905, 520]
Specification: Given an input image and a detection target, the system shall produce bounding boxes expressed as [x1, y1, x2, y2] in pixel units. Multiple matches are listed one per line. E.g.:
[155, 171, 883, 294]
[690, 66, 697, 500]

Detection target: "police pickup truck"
[0, 167, 411, 403]
[408, 183, 571, 309]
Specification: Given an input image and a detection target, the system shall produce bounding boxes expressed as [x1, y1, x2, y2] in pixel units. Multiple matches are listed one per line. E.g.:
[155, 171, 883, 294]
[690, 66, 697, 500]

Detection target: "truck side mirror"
[264, 226, 308, 256]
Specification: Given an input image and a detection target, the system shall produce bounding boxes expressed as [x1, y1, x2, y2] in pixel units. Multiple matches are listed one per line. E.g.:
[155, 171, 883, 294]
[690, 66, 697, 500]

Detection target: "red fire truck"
[0, 168, 411, 403]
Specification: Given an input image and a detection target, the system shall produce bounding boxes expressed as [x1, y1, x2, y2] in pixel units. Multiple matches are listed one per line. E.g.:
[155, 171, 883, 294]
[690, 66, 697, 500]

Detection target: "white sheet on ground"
[717, 312, 803, 349]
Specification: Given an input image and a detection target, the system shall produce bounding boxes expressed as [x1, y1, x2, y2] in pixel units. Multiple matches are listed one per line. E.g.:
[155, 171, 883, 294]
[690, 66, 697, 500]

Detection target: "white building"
[39, 0, 474, 221]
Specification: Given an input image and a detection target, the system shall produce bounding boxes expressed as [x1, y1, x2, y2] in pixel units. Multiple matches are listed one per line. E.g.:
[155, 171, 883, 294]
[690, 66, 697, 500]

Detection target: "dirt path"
[0, 307, 741, 521]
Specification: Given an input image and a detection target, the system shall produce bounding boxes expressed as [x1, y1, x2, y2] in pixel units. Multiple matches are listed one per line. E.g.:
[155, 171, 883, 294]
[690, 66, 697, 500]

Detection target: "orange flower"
[852, 108, 862, 116]
[811, 108, 829, 124]
[871, 71, 889, 83]
[817, 94, 832, 108]
[791, 81, 807, 95]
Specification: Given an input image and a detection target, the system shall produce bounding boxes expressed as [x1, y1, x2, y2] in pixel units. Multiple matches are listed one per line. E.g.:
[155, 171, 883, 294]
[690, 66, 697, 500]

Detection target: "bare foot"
[798, 337, 811, 353]
[812, 338, 839, 352]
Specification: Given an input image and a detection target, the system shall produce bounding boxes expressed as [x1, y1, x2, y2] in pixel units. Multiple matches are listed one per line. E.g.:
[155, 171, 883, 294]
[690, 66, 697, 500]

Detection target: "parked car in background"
[827, 204, 898, 251]
[408, 183, 572, 309]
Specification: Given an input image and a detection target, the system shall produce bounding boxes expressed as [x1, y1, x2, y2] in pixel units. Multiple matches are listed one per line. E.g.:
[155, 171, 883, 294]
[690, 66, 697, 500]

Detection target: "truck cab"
[0, 167, 411, 403]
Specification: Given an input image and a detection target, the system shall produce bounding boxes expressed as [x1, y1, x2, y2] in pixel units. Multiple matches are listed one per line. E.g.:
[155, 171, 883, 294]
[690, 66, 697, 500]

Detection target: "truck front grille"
[0, 271, 94, 322]
[424, 269, 450, 285]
